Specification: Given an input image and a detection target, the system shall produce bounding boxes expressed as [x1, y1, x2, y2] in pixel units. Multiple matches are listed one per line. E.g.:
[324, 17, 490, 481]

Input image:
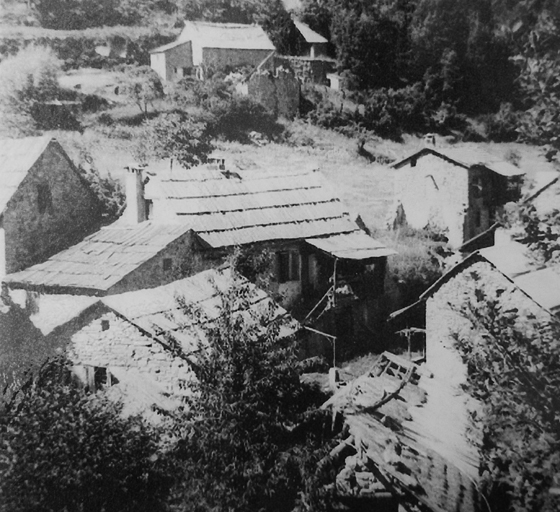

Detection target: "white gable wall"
[69, 310, 195, 400]
[393, 154, 469, 247]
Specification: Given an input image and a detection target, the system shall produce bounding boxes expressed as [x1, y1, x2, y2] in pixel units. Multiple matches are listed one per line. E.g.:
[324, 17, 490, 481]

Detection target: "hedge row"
[0, 25, 177, 69]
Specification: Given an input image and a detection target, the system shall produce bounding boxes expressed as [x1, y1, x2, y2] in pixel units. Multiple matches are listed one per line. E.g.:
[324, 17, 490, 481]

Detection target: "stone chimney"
[125, 164, 146, 224]
[423, 133, 436, 148]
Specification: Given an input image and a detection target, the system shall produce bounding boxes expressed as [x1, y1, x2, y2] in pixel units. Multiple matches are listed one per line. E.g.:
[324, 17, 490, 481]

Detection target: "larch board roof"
[392, 146, 525, 177]
[324, 353, 483, 512]
[102, 267, 299, 353]
[293, 19, 328, 44]
[145, 165, 390, 255]
[3, 222, 192, 294]
[0, 136, 52, 213]
[179, 21, 275, 50]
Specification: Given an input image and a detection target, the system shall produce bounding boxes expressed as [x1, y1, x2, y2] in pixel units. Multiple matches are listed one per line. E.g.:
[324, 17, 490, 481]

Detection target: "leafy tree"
[0, 358, 172, 512]
[134, 112, 214, 167]
[34, 0, 158, 29]
[123, 66, 165, 116]
[327, 0, 416, 90]
[0, 45, 62, 136]
[453, 277, 560, 512]
[167, 271, 335, 512]
[514, 10, 560, 160]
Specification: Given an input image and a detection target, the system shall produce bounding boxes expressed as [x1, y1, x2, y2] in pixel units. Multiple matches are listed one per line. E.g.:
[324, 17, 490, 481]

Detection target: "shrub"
[133, 112, 214, 168]
[209, 95, 283, 142]
[121, 65, 164, 115]
[0, 45, 62, 135]
[0, 359, 172, 512]
[482, 102, 520, 142]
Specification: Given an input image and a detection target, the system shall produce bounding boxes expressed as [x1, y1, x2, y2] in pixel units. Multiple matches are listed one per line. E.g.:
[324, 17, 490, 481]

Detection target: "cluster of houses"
[1, 130, 558, 511]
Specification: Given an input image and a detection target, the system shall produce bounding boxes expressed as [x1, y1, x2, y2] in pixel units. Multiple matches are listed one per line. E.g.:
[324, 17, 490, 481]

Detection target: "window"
[101, 319, 110, 331]
[145, 199, 154, 220]
[411, 158, 417, 168]
[85, 366, 118, 391]
[277, 251, 300, 283]
[475, 209, 481, 228]
[163, 258, 172, 271]
[37, 184, 52, 214]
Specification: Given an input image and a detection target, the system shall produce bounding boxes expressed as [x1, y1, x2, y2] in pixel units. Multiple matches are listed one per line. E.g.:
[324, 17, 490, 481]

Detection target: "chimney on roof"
[423, 133, 436, 148]
[125, 164, 146, 224]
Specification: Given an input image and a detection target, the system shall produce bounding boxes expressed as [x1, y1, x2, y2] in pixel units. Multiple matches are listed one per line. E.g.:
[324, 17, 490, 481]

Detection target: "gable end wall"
[3, 143, 100, 273]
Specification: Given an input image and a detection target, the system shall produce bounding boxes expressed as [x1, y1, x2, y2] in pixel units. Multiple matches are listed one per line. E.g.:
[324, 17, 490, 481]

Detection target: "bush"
[209, 95, 283, 142]
[0, 45, 62, 135]
[482, 102, 520, 142]
[133, 112, 214, 168]
[0, 359, 172, 512]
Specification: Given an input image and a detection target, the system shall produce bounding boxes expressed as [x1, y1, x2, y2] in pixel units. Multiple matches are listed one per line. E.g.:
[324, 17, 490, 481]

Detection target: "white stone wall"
[426, 259, 554, 387]
[393, 155, 469, 247]
[69, 309, 195, 400]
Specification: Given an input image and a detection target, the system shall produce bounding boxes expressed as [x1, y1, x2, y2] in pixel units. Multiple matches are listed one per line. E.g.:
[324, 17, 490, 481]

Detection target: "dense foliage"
[134, 112, 214, 167]
[0, 359, 171, 512]
[0, 45, 62, 135]
[454, 279, 560, 512]
[122, 65, 165, 115]
[167, 273, 335, 512]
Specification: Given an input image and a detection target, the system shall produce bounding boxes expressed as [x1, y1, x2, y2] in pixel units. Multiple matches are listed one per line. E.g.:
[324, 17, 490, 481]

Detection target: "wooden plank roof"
[3, 222, 193, 294]
[102, 267, 300, 353]
[392, 147, 525, 177]
[145, 165, 390, 256]
[324, 353, 484, 512]
[180, 21, 276, 50]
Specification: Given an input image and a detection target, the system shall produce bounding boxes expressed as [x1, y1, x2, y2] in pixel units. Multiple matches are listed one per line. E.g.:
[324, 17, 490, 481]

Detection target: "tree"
[167, 271, 335, 512]
[134, 112, 214, 168]
[453, 276, 560, 512]
[514, 10, 560, 160]
[0, 358, 172, 512]
[123, 66, 165, 117]
[0, 45, 62, 136]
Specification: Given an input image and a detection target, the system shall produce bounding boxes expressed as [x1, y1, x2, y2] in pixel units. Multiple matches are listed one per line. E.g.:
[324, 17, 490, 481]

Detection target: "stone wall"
[275, 56, 334, 84]
[109, 230, 216, 295]
[3, 141, 100, 274]
[150, 41, 193, 81]
[201, 47, 272, 72]
[69, 308, 195, 400]
[247, 67, 300, 119]
[426, 259, 554, 388]
[392, 154, 470, 247]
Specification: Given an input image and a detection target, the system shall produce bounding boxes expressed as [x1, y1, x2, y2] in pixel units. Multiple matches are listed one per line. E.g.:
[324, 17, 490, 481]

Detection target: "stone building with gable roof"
[0, 136, 101, 278]
[390, 144, 525, 248]
[150, 21, 276, 81]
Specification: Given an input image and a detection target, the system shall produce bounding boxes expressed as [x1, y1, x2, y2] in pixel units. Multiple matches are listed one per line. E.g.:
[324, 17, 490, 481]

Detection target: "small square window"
[101, 319, 110, 331]
[163, 258, 172, 271]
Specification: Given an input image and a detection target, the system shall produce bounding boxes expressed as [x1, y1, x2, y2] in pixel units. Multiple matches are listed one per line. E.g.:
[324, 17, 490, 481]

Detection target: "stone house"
[150, 21, 276, 81]
[390, 145, 525, 248]
[386, 242, 560, 478]
[4, 159, 395, 355]
[31, 268, 297, 418]
[0, 136, 101, 279]
[140, 160, 395, 353]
